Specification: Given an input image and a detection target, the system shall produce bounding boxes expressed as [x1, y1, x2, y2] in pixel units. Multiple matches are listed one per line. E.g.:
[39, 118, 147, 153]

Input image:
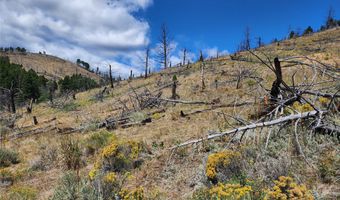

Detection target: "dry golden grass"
[0, 28, 339, 199]
[0, 52, 101, 81]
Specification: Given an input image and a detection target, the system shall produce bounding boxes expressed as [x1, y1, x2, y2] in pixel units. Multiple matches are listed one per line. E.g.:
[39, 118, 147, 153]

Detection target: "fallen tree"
[171, 110, 329, 149]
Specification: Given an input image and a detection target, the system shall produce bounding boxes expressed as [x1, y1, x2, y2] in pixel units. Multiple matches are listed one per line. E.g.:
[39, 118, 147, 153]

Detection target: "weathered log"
[151, 97, 213, 105]
[170, 110, 326, 149]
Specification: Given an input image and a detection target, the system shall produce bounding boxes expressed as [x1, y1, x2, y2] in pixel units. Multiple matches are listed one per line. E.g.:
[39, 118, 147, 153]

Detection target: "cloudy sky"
[0, 0, 339, 76]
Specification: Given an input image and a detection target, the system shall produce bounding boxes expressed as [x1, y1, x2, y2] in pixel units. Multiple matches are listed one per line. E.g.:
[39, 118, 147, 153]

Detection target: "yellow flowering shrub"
[104, 172, 116, 183]
[88, 136, 147, 198]
[119, 186, 144, 200]
[206, 150, 241, 180]
[265, 176, 314, 200]
[101, 142, 118, 158]
[151, 113, 162, 120]
[88, 160, 101, 180]
[318, 97, 330, 107]
[292, 102, 314, 112]
[209, 183, 252, 200]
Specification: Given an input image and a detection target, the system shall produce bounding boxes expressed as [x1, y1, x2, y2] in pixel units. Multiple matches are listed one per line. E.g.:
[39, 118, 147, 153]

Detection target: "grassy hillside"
[0, 52, 102, 82]
[0, 28, 339, 199]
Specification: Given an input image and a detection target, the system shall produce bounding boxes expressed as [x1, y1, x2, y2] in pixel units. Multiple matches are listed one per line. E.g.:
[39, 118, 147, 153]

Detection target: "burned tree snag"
[182, 48, 187, 66]
[199, 50, 204, 62]
[171, 75, 179, 99]
[270, 57, 282, 100]
[145, 48, 149, 78]
[26, 98, 33, 113]
[109, 65, 114, 88]
[130, 70, 133, 80]
[10, 90, 16, 113]
[201, 63, 206, 91]
[33, 116, 38, 125]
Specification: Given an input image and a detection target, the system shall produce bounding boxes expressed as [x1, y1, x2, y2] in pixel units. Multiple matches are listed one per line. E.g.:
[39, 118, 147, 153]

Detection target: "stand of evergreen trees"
[0, 46, 27, 53]
[0, 56, 47, 112]
[0, 56, 99, 113]
[58, 74, 98, 92]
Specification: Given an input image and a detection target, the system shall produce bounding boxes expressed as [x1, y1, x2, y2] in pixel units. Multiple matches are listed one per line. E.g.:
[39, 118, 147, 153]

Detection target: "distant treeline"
[238, 10, 340, 52]
[0, 46, 27, 53]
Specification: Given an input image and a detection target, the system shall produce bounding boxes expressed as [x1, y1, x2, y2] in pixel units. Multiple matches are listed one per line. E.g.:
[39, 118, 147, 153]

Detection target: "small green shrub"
[8, 186, 37, 200]
[60, 137, 82, 170]
[0, 148, 20, 167]
[62, 102, 79, 112]
[191, 187, 210, 200]
[50, 171, 97, 200]
[30, 145, 58, 171]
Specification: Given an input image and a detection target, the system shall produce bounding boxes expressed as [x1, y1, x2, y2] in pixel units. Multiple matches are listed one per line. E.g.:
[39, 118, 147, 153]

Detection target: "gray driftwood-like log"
[151, 97, 213, 105]
[99, 109, 166, 130]
[170, 110, 326, 149]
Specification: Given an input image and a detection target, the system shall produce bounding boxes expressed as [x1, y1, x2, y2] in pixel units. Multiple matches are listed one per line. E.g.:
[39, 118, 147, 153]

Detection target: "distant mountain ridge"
[0, 51, 102, 82]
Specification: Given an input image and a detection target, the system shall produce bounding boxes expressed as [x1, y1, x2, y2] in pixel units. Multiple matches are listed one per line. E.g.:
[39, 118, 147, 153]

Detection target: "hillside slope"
[0, 52, 102, 82]
[0, 28, 339, 199]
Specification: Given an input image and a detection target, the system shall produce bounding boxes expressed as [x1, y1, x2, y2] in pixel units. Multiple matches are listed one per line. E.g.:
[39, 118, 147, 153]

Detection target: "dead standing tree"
[199, 51, 206, 91]
[182, 48, 187, 66]
[109, 65, 114, 88]
[171, 75, 179, 99]
[145, 47, 150, 78]
[157, 24, 172, 69]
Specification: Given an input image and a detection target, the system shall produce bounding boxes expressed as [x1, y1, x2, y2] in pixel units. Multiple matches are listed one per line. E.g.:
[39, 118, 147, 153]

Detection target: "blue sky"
[0, 0, 339, 76]
[144, 0, 339, 55]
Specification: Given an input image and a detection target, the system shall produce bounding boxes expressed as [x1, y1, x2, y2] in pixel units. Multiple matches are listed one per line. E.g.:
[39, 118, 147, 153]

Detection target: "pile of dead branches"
[172, 52, 339, 149]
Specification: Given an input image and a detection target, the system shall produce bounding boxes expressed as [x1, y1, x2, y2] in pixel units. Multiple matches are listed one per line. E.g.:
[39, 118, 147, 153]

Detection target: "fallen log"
[99, 109, 165, 130]
[150, 97, 213, 105]
[0, 124, 56, 141]
[170, 110, 326, 149]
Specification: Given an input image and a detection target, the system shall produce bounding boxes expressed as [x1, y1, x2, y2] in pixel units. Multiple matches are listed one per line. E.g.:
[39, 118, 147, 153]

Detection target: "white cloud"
[203, 47, 229, 58]
[0, 0, 152, 76]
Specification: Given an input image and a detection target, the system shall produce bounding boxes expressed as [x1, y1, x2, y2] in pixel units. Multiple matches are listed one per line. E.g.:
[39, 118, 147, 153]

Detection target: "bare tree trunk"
[182, 48, 186, 66]
[26, 98, 33, 113]
[33, 116, 38, 125]
[201, 63, 205, 91]
[270, 57, 283, 99]
[157, 24, 171, 69]
[145, 48, 149, 78]
[236, 76, 241, 89]
[109, 65, 113, 88]
[10, 90, 15, 113]
[171, 75, 179, 99]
